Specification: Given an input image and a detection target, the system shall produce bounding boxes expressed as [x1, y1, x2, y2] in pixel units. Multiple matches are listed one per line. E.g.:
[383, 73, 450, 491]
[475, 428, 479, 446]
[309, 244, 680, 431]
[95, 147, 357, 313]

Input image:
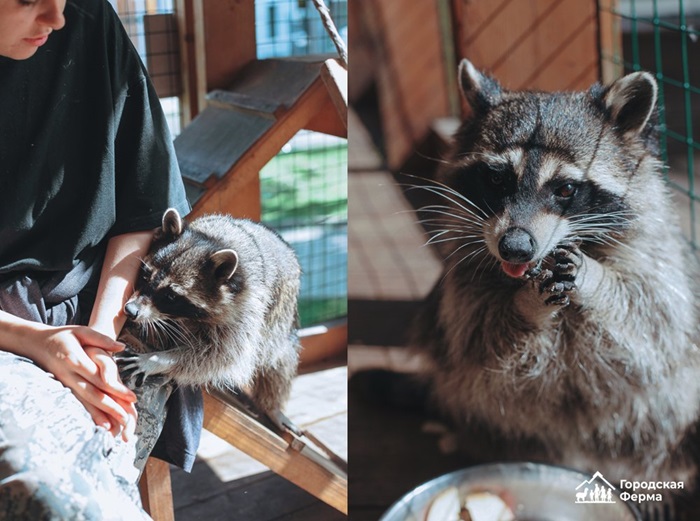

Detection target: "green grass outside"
[260, 142, 348, 327]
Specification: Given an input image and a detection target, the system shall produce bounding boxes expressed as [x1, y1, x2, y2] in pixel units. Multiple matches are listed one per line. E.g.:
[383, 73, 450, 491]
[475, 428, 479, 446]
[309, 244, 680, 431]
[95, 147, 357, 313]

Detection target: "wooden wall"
[352, 0, 451, 171]
[351, 0, 602, 172]
[454, 0, 600, 92]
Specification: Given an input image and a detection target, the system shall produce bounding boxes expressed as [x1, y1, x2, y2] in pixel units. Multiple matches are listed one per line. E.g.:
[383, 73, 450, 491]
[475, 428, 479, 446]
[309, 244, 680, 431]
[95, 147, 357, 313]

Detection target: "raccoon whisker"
[414, 185, 488, 222]
[442, 235, 488, 258]
[416, 206, 485, 225]
[416, 218, 484, 235]
[158, 318, 199, 350]
[471, 247, 499, 284]
[399, 177, 489, 220]
[427, 234, 485, 247]
[441, 245, 488, 283]
[417, 204, 487, 227]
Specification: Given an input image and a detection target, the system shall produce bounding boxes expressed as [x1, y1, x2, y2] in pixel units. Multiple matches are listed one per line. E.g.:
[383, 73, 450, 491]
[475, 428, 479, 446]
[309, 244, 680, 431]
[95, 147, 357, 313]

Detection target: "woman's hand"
[31, 325, 138, 441]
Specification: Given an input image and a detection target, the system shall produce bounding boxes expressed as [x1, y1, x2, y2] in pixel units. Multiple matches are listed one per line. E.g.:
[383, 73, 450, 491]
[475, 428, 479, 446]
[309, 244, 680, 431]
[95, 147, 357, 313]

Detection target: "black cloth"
[0, 0, 201, 472]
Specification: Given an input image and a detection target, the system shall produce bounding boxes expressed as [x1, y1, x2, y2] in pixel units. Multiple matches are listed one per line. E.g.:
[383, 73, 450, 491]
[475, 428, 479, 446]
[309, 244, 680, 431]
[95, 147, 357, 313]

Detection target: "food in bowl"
[425, 486, 515, 521]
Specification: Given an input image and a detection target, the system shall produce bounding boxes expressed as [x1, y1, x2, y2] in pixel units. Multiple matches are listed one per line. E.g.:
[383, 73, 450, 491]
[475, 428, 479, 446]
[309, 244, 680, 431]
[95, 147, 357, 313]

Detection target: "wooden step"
[174, 57, 346, 214]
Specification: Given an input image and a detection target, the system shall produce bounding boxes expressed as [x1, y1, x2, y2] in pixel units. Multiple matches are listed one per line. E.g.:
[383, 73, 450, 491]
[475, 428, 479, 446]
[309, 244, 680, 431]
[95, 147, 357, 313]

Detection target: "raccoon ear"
[211, 249, 238, 282]
[162, 208, 183, 238]
[458, 59, 502, 113]
[603, 72, 658, 137]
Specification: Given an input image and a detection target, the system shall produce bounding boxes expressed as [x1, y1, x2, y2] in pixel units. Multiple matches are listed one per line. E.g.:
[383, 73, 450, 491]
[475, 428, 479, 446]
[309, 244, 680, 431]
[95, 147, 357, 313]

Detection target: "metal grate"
[110, 0, 182, 137]
[255, 0, 348, 59]
[255, 0, 348, 327]
[260, 132, 347, 327]
[599, 0, 700, 247]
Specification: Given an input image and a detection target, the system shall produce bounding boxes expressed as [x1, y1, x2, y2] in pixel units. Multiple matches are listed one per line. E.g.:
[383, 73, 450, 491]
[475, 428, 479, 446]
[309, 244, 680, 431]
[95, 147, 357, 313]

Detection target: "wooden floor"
[170, 359, 347, 521]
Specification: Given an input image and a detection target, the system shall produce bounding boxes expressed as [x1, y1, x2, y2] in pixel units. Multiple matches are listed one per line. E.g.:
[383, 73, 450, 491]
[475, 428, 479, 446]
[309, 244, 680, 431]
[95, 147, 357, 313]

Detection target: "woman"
[0, 0, 193, 517]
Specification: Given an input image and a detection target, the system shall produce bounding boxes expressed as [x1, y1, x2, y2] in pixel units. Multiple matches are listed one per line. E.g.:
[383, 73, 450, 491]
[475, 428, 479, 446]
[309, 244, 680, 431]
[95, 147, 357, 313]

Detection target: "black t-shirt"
[0, 0, 200, 472]
[0, 0, 190, 279]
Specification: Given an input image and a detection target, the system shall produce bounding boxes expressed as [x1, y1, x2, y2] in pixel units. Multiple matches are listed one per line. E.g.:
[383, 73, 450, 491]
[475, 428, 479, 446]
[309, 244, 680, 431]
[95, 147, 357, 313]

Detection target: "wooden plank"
[202, 391, 348, 514]
[189, 76, 331, 218]
[202, 0, 256, 91]
[191, 167, 261, 220]
[139, 458, 175, 521]
[206, 90, 280, 117]
[599, 0, 624, 83]
[175, 0, 206, 124]
[175, 107, 275, 186]
[299, 321, 348, 369]
[320, 59, 348, 129]
[305, 94, 347, 137]
[457, 0, 600, 92]
[227, 59, 323, 110]
[364, 0, 449, 170]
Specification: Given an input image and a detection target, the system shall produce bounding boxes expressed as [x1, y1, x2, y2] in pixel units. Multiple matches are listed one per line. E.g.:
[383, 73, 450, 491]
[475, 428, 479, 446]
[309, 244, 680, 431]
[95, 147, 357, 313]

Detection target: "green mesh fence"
[255, 0, 348, 327]
[599, 0, 700, 247]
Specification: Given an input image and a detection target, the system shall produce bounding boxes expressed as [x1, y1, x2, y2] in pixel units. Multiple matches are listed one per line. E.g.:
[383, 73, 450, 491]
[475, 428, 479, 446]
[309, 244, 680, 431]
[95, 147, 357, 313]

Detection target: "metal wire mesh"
[256, 0, 348, 327]
[599, 0, 700, 247]
[110, 0, 182, 136]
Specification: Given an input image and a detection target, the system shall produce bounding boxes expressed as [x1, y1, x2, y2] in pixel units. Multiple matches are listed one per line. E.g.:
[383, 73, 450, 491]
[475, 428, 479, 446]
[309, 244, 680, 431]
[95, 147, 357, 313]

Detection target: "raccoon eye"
[489, 171, 504, 186]
[555, 183, 577, 198]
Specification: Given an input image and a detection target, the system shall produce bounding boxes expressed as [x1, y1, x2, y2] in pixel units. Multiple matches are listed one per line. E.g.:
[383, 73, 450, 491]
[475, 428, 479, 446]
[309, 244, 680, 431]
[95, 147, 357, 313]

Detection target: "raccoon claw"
[553, 242, 583, 280]
[116, 351, 165, 387]
[533, 267, 577, 307]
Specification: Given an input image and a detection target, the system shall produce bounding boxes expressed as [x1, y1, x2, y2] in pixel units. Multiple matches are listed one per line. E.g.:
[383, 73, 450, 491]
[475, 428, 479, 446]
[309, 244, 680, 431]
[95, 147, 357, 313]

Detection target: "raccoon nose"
[498, 228, 536, 263]
[124, 301, 140, 319]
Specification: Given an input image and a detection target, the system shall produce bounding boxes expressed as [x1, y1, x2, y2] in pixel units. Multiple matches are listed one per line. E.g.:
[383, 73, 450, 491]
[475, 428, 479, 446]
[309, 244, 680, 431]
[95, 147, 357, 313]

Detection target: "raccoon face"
[435, 60, 657, 278]
[124, 208, 240, 325]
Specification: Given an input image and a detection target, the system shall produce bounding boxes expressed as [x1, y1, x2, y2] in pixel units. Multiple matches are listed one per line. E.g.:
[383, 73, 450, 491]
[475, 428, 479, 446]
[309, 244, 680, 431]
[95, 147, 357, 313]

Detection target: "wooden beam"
[203, 391, 348, 514]
[138, 458, 174, 521]
[175, 0, 206, 124]
[299, 321, 347, 370]
[202, 0, 256, 91]
[189, 76, 330, 217]
[598, 0, 624, 83]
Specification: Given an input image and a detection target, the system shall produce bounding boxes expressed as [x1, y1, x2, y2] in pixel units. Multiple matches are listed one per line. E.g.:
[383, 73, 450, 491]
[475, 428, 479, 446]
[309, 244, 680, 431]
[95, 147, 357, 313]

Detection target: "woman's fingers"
[85, 347, 137, 403]
[74, 395, 114, 432]
[72, 326, 126, 353]
[71, 378, 132, 436]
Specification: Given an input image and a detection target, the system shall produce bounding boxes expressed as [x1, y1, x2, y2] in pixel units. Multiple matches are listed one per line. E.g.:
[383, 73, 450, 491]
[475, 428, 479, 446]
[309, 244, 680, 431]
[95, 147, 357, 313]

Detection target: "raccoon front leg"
[117, 348, 185, 387]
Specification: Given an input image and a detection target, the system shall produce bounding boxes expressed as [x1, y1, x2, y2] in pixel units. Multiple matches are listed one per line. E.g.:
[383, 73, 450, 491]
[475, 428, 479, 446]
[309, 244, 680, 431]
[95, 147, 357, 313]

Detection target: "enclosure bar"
[629, 0, 641, 70]
[678, 0, 697, 246]
[665, 129, 700, 153]
[651, 0, 669, 168]
[599, 8, 700, 36]
[602, 52, 700, 97]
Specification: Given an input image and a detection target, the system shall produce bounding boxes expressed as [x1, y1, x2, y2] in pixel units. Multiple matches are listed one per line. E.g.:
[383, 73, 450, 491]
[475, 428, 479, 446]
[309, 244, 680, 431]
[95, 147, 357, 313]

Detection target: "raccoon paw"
[533, 268, 577, 307]
[117, 351, 169, 387]
[552, 241, 583, 281]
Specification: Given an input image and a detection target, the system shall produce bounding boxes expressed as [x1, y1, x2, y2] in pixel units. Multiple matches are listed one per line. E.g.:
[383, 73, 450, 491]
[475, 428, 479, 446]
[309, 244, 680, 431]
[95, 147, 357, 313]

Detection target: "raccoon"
[411, 60, 700, 485]
[118, 208, 301, 415]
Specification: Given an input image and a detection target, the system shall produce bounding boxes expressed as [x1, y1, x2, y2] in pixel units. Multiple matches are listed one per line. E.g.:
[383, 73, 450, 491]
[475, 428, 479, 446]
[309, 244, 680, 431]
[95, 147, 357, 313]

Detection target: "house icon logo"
[575, 471, 616, 503]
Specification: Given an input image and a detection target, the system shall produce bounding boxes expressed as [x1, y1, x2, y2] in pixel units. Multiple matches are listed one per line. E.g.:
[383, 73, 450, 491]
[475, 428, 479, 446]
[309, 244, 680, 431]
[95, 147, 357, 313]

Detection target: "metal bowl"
[380, 462, 641, 521]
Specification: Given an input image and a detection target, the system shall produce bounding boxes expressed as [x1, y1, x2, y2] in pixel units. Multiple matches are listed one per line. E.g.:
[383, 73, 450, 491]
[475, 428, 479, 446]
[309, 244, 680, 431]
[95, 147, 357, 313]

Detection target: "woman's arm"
[83, 229, 155, 439]
[89, 230, 153, 339]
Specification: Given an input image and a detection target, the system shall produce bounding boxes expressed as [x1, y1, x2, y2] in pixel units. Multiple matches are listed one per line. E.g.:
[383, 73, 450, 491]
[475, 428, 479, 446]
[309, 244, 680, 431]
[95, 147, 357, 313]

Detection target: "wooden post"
[175, 0, 206, 125]
[598, 0, 624, 84]
[138, 458, 175, 521]
[202, 0, 257, 91]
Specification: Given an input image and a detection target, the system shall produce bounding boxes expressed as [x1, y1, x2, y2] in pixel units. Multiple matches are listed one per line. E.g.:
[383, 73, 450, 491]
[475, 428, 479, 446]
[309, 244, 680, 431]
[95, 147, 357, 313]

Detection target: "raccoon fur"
[412, 60, 700, 485]
[118, 208, 301, 414]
